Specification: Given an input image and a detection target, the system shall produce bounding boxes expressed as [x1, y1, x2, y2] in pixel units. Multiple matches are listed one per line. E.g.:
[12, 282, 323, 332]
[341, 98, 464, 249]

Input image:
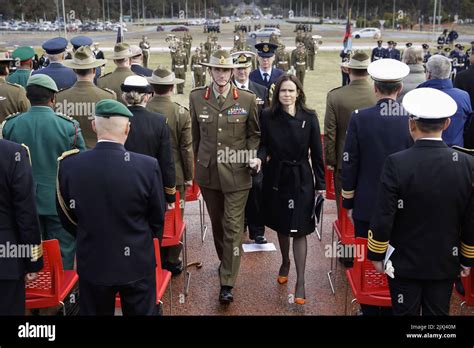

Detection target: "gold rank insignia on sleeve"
[342, 189, 355, 199]
[368, 230, 389, 254]
[461, 242, 474, 259]
[165, 186, 177, 195]
[30, 244, 43, 261]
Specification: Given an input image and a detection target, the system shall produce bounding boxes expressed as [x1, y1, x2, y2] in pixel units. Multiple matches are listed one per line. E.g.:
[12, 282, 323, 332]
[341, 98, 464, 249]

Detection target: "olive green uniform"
[190, 52, 204, 88]
[172, 52, 187, 94]
[190, 84, 260, 287]
[147, 95, 194, 266]
[324, 79, 377, 214]
[97, 67, 135, 105]
[56, 80, 117, 148]
[292, 47, 308, 86]
[275, 48, 291, 72]
[0, 77, 30, 123]
[139, 39, 150, 68]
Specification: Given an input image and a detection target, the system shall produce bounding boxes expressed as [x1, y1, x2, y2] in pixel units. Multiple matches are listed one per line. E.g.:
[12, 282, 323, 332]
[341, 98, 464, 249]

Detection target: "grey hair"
[426, 55, 452, 80]
[47, 52, 64, 62]
[122, 91, 147, 105]
[402, 47, 423, 65]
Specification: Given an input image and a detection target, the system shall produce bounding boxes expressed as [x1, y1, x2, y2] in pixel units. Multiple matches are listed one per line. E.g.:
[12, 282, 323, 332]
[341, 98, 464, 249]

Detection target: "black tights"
[277, 233, 308, 299]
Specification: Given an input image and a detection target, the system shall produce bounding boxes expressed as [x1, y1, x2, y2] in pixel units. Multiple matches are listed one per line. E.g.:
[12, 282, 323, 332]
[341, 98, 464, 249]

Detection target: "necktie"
[218, 95, 225, 107]
[263, 73, 269, 84]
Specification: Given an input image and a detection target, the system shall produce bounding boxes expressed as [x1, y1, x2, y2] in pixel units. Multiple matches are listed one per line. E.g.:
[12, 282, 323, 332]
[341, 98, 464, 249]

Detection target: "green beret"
[12, 46, 35, 61]
[27, 74, 59, 92]
[94, 99, 133, 118]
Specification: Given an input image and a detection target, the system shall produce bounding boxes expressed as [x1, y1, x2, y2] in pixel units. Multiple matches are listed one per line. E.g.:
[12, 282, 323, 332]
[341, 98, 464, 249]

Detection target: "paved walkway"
[161, 197, 469, 316]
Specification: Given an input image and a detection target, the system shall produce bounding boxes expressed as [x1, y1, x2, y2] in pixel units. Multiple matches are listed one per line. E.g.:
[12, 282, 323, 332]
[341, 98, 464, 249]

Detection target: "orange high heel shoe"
[277, 276, 288, 285]
[294, 297, 306, 305]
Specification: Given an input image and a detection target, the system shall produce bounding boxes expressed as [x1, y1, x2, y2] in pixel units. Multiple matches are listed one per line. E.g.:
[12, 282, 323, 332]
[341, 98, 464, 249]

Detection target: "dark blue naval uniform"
[371, 47, 386, 62]
[56, 142, 166, 315]
[368, 140, 474, 315]
[31, 62, 76, 90]
[385, 48, 401, 61]
[0, 140, 43, 315]
[249, 67, 284, 89]
[341, 99, 413, 237]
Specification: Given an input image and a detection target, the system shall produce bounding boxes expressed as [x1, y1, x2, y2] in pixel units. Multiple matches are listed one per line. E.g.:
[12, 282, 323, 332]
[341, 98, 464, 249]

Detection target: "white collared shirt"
[418, 137, 443, 141]
[234, 79, 249, 90]
[97, 139, 122, 144]
[259, 68, 272, 82]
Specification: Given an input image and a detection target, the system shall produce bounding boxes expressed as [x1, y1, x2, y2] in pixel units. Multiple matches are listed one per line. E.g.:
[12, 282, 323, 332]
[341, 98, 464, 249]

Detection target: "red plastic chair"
[116, 239, 172, 311]
[327, 199, 356, 294]
[454, 272, 474, 312]
[333, 200, 355, 245]
[185, 180, 208, 242]
[25, 239, 79, 315]
[320, 134, 336, 201]
[162, 191, 186, 248]
[345, 238, 392, 312]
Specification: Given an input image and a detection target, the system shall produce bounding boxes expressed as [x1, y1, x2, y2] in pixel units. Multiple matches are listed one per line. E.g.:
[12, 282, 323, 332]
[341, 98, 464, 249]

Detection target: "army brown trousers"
[201, 187, 249, 287]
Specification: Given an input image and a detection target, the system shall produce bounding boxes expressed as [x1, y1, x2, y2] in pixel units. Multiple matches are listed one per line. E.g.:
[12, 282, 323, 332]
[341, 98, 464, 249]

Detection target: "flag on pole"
[116, 24, 124, 43]
[343, 9, 353, 53]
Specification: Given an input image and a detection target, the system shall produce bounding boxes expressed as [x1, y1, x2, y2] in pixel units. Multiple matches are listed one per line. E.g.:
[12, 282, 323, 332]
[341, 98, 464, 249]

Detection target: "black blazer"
[0, 140, 43, 279]
[125, 105, 176, 203]
[131, 64, 153, 77]
[57, 142, 166, 286]
[248, 80, 269, 110]
[368, 140, 474, 279]
[249, 68, 284, 89]
[455, 66, 474, 111]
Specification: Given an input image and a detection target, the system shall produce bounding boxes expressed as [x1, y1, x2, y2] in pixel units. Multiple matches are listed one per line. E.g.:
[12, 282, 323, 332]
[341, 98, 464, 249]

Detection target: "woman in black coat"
[252, 74, 325, 304]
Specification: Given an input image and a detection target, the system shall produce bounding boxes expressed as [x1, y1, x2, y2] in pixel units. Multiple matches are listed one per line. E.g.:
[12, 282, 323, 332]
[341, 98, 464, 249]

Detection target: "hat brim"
[146, 76, 185, 85]
[201, 62, 242, 69]
[63, 59, 107, 69]
[257, 52, 275, 58]
[340, 61, 370, 69]
[108, 52, 135, 60]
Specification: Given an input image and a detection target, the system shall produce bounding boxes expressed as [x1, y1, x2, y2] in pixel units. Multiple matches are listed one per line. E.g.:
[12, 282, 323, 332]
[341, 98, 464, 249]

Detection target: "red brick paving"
[162, 198, 472, 316]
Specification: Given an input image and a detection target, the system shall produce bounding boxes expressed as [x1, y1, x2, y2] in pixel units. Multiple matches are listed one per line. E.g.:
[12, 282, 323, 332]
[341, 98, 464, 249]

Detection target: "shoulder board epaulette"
[99, 72, 112, 79]
[328, 86, 343, 93]
[191, 85, 208, 94]
[173, 101, 189, 111]
[20, 143, 32, 165]
[55, 112, 75, 122]
[4, 112, 21, 121]
[58, 149, 80, 161]
[103, 87, 116, 96]
[6, 81, 22, 88]
[452, 146, 474, 156]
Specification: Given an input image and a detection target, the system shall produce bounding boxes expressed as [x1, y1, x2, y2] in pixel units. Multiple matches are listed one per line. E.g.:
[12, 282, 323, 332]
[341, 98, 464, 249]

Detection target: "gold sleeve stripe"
[165, 187, 177, 195]
[461, 245, 474, 258]
[31, 244, 43, 261]
[368, 240, 389, 253]
[461, 242, 474, 252]
[368, 230, 389, 246]
[21, 144, 32, 166]
[342, 190, 355, 199]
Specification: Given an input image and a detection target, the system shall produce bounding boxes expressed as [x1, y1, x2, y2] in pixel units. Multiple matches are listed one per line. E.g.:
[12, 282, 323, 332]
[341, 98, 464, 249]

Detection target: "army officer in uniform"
[190, 50, 260, 304]
[7, 46, 35, 88]
[368, 88, 474, 315]
[57, 46, 116, 149]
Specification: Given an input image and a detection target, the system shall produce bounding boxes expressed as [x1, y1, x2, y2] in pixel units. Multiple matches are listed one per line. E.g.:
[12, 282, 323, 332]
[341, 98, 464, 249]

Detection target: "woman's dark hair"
[0, 62, 9, 76]
[269, 74, 314, 115]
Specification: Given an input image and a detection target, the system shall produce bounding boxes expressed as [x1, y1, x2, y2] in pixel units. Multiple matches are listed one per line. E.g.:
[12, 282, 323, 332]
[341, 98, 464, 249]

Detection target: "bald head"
[92, 116, 130, 144]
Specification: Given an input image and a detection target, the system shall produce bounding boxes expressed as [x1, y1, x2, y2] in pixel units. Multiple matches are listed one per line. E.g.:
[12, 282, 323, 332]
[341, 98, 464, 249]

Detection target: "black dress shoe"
[163, 260, 184, 276]
[219, 286, 234, 304]
[254, 235, 267, 244]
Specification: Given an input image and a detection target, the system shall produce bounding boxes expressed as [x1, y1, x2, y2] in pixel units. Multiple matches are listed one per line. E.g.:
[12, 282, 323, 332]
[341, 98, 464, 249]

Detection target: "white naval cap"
[368, 58, 410, 82]
[121, 75, 153, 93]
[402, 88, 458, 120]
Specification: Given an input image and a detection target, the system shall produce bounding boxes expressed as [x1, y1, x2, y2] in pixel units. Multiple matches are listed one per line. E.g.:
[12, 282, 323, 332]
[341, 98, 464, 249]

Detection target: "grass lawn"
[103, 49, 364, 126]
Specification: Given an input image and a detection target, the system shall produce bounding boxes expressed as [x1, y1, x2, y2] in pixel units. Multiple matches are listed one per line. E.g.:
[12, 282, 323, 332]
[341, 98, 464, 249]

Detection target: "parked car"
[352, 27, 381, 39]
[249, 27, 281, 39]
[171, 25, 189, 32]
